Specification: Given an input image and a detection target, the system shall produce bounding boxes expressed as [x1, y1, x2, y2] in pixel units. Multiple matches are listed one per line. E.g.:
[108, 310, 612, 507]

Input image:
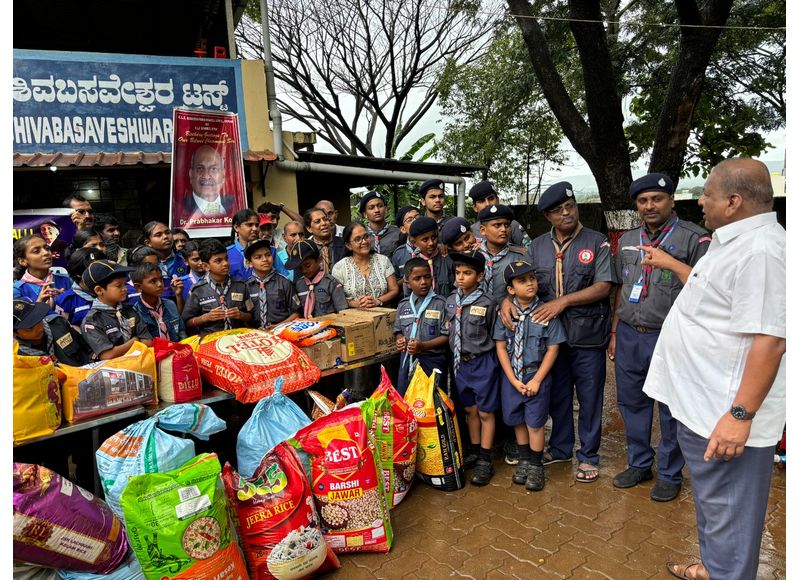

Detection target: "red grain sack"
[194, 329, 320, 403]
[290, 407, 393, 554]
[152, 337, 202, 403]
[222, 442, 340, 579]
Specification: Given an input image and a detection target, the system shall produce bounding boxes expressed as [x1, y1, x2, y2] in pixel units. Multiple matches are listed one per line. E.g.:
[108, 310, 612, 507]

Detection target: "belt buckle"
[461, 353, 473, 362]
[634, 325, 648, 333]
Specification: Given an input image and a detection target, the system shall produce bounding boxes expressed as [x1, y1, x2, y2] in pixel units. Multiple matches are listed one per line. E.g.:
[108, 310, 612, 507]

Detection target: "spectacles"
[350, 234, 370, 244]
[404, 215, 418, 224]
[547, 201, 577, 214]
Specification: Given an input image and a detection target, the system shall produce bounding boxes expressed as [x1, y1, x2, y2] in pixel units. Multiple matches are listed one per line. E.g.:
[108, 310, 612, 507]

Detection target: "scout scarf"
[368, 223, 390, 253]
[511, 296, 539, 379]
[303, 269, 326, 319]
[21, 270, 55, 309]
[70, 281, 95, 303]
[253, 272, 277, 328]
[140, 297, 169, 338]
[411, 247, 439, 291]
[550, 223, 583, 298]
[478, 239, 509, 292]
[452, 287, 484, 376]
[206, 274, 233, 330]
[91, 299, 132, 341]
[638, 214, 679, 299]
[404, 288, 436, 378]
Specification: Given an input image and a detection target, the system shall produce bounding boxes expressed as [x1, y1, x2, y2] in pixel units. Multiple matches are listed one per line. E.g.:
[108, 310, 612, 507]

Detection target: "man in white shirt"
[641, 158, 785, 580]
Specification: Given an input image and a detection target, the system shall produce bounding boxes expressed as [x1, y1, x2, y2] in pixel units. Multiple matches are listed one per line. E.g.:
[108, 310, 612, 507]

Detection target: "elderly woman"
[331, 222, 400, 309]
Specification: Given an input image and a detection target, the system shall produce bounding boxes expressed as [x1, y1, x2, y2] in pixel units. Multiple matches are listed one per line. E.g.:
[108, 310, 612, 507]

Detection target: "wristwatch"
[730, 404, 756, 421]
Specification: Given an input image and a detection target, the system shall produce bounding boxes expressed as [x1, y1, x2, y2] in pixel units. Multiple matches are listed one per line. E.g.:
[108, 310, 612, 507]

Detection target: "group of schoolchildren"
[13, 181, 564, 492]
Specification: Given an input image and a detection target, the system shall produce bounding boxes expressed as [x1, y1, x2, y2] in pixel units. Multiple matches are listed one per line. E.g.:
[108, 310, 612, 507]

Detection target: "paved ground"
[328, 361, 786, 579]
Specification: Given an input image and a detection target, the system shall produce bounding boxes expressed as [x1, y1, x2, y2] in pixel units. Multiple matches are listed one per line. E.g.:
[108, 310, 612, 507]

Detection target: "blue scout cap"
[358, 191, 385, 214]
[503, 260, 536, 285]
[538, 182, 575, 212]
[13, 298, 49, 330]
[82, 259, 133, 289]
[408, 216, 437, 238]
[468, 180, 497, 201]
[477, 204, 514, 223]
[440, 217, 472, 246]
[285, 239, 320, 270]
[450, 250, 486, 271]
[419, 179, 445, 197]
[629, 173, 674, 199]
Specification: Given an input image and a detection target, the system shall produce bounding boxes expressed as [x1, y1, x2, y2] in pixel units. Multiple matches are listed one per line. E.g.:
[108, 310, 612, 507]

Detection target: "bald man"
[183, 145, 232, 217]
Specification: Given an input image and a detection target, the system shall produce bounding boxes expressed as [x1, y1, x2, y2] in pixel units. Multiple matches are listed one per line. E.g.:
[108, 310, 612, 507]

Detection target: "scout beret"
[408, 216, 437, 237]
[450, 250, 486, 271]
[358, 191, 385, 214]
[394, 205, 417, 227]
[538, 182, 575, 212]
[440, 217, 472, 246]
[419, 179, 445, 197]
[468, 181, 497, 201]
[285, 239, 320, 269]
[477, 203, 514, 223]
[628, 173, 674, 199]
[244, 238, 272, 260]
[504, 260, 536, 285]
[82, 259, 133, 289]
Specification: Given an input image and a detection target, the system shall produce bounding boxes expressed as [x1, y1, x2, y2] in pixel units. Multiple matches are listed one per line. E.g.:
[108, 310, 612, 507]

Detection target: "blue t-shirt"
[13, 272, 72, 315]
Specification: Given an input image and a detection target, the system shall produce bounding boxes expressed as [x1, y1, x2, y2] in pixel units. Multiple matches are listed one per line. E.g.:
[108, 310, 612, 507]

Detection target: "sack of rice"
[152, 337, 202, 403]
[222, 442, 340, 579]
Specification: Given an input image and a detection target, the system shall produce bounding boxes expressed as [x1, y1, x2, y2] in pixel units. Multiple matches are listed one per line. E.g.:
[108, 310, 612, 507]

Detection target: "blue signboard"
[12, 49, 249, 154]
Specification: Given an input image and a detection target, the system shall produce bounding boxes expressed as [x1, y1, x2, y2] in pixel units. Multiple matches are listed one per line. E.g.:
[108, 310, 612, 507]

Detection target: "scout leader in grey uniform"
[476, 204, 527, 301]
[243, 239, 302, 329]
[608, 173, 710, 502]
[501, 182, 613, 483]
[359, 191, 402, 257]
[469, 181, 532, 248]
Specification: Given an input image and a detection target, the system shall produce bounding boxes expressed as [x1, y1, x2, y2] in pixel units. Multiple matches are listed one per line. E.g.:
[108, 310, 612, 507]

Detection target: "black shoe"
[525, 464, 545, 491]
[471, 459, 494, 486]
[612, 466, 653, 489]
[512, 460, 532, 485]
[650, 479, 681, 502]
[503, 440, 520, 465]
[463, 451, 478, 471]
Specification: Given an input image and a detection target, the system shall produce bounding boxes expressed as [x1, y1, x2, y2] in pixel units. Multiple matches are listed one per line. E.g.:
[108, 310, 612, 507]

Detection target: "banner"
[170, 108, 248, 238]
[12, 49, 248, 154]
[13, 209, 78, 268]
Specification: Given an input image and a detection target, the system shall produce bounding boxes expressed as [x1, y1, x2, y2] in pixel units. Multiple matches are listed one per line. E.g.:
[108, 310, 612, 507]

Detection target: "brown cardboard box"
[348, 308, 398, 354]
[300, 338, 342, 371]
[315, 313, 374, 362]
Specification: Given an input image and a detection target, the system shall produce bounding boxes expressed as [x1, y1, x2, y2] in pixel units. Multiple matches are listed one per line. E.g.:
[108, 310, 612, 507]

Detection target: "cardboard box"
[300, 339, 342, 371]
[348, 308, 398, 354]
[315, 313, 375, 363]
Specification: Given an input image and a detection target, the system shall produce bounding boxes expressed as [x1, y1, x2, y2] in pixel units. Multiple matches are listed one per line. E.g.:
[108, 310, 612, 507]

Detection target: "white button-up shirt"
[643, 212, 785, 447]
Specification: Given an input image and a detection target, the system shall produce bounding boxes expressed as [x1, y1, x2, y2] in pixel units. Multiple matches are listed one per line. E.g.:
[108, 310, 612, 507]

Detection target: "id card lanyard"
[629, 218, 679, 303]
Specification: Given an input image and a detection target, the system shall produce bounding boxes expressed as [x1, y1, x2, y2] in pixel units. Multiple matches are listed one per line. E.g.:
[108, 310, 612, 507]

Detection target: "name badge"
[231, 292, 244, 302]
[199, 297, 216, 305]
[75, 305, 91, 313]
[127, 317, 136, 327]
[56, 334, 73, 349]
[469, 306, 487, 317]
[424, 309, 441, 319]
[628, 282, 643, 303]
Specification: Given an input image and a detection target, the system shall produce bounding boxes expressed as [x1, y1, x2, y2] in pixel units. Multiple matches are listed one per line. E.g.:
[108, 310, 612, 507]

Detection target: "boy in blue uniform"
[244, 239, 301, 328]
[443, 250, 499, 486]
[398, 216, 454, 298]
[178, 240, 206, 302]
[289, 240, 349, 317]
[394, 257, 449, 395]
[494, 261, 567, 491]
[131, 263, 187, 341]
[80, 260, 153, 360]
[182, 239, 254, 335]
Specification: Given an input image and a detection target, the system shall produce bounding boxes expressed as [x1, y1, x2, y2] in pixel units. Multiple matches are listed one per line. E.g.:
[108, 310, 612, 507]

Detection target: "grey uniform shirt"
[81, 304, 152, 357]
[181, 277, 254, 334]
[492, 304, 568, 370]
[479, 245, 527, 303]
[613, 218, 710, 329]
[472, 220, 531, 248]
[443, 291, 497, 355]
[245, 273, 301, 326]
[393, 294, 448, 356]
[367, 224, 403, 258]
[295, 273, 349, 316]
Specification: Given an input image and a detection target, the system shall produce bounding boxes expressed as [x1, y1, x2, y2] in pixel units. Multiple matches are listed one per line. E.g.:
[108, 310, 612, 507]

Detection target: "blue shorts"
[454, 350, 500, 413]
[501, 371, 551, 429]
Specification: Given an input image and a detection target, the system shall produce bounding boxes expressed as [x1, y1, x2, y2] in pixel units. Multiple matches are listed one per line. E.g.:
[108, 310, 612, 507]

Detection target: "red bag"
[194, 330, 320, 403]
[290, 407, 393, 553]
[152, 337, 202, 403]
[222, 442, 340, 579]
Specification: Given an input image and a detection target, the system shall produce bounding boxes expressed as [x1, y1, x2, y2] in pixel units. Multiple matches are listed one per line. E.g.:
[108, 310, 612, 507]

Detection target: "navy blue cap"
[408, 216, 437, 238]
[358, 191, 386, 214]
[285, 239, 320, 269]
[244, 238, 272, 261]
[538, 182, 575, 212]
[395, 205, 417, 227]
[440, 217, 472, 247]
[477, 203, 514, 223]
[503, 260, 536, 285]
[468, 181, 497, 201]
[82, 259, 133, 289]
[419, 179, 445, 197]
[450, 250, 485, 271]
[629, 173, 674, 199]
[13, 298, 49, 330]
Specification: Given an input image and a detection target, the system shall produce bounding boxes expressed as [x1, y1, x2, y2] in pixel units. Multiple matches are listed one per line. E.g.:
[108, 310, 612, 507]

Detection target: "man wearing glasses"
[62, 194, 95, 231]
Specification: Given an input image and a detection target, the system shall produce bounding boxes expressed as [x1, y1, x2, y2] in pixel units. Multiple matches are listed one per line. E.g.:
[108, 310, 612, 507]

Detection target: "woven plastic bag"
[152, 337, 202, 403]
[96, 403, 226, 519]
[13, 342, 61, 443]
[194, 329, 320, 403]
[403, 365, 465, 491]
